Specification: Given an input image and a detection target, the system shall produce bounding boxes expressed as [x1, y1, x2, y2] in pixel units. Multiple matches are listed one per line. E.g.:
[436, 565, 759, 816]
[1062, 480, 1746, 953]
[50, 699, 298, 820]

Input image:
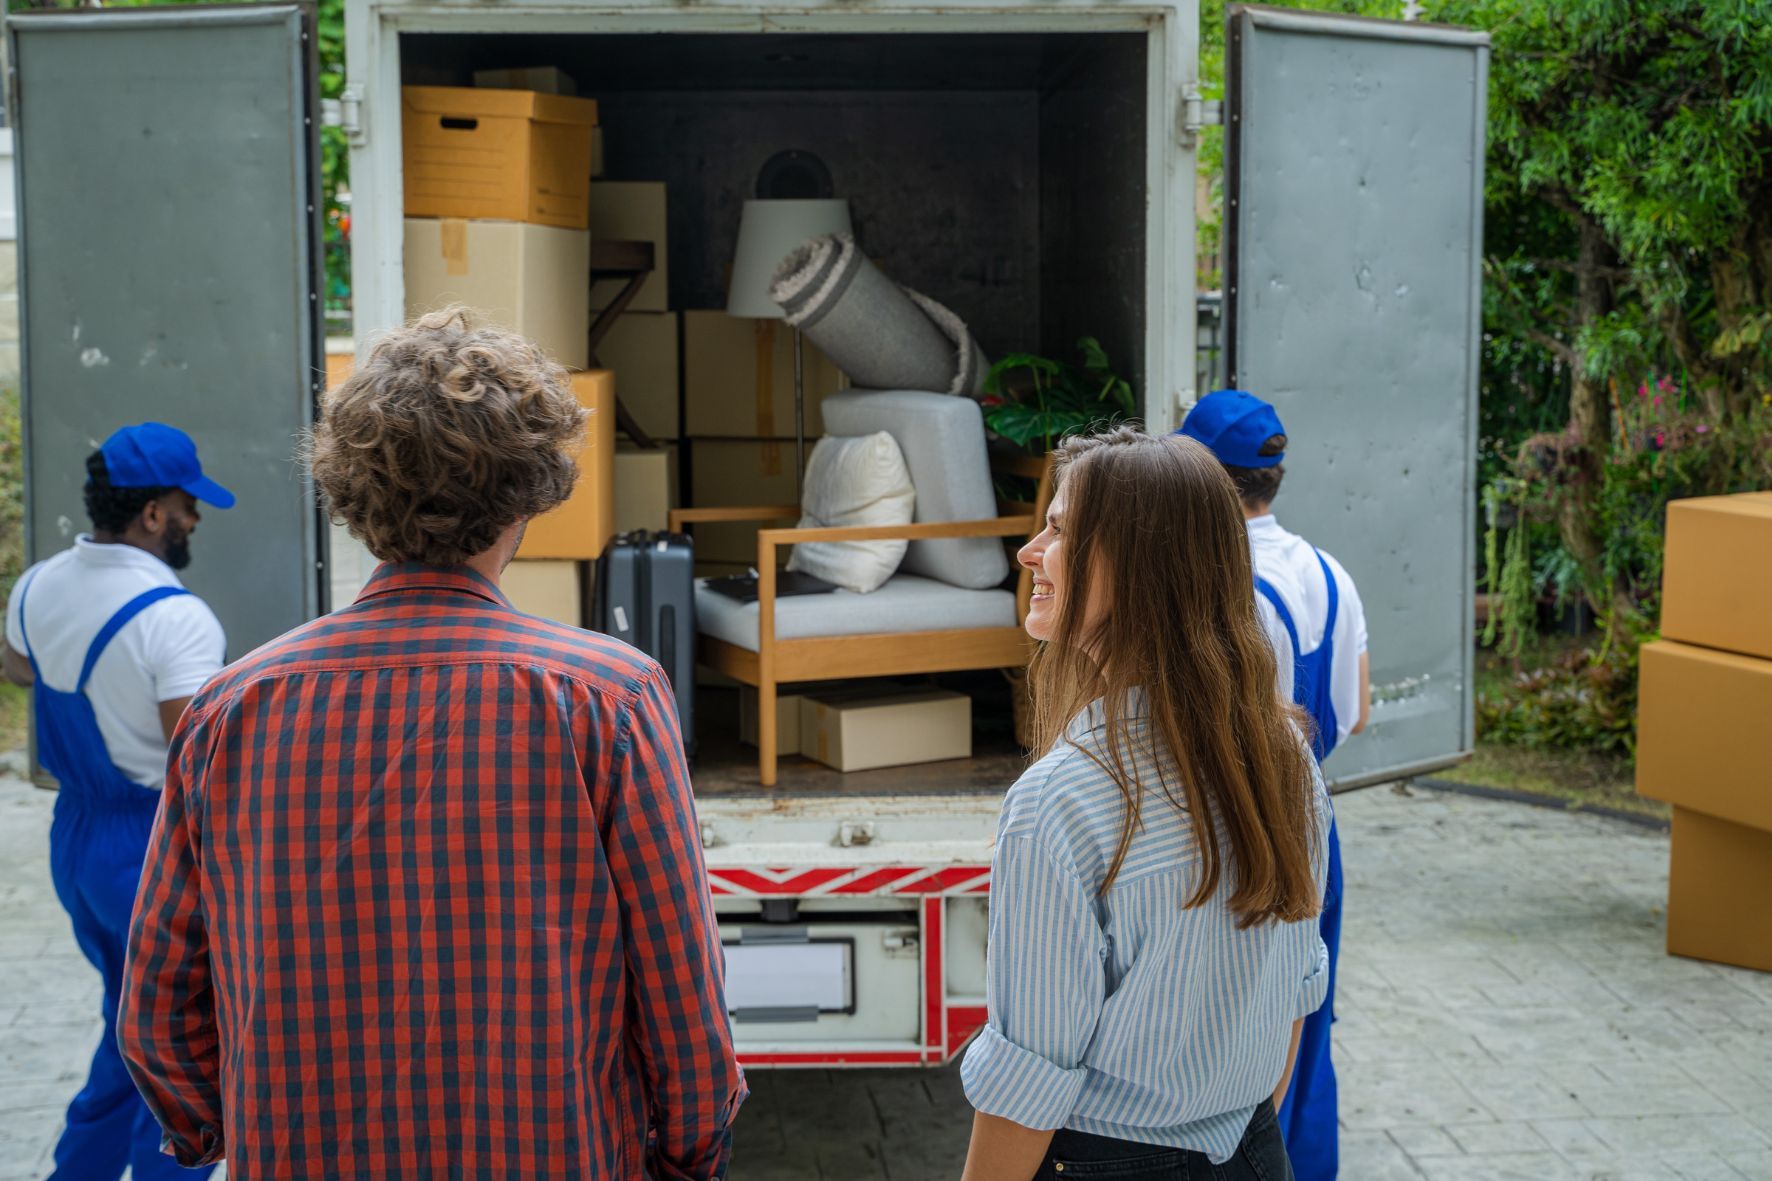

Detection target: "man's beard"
[164, 530, 192, 570]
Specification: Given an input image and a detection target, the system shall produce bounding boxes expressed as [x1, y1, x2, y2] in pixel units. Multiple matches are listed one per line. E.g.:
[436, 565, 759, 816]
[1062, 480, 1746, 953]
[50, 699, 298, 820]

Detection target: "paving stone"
[1385, 1123, 1464, 1158]
[1414, 1151, 1579, 1180]
[1340, 1130, 1426, 1179]
[1447, 1120, 1552, 1155]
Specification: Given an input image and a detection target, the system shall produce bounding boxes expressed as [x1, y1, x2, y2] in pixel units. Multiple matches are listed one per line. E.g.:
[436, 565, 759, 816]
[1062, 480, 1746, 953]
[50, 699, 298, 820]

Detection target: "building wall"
[0, 130, 16, 386]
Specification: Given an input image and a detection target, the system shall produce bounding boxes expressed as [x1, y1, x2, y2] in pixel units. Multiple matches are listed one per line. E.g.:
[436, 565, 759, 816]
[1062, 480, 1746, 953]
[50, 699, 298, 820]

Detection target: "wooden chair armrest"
[667, 504, 801, 531]
[756, 514, 1036, 547]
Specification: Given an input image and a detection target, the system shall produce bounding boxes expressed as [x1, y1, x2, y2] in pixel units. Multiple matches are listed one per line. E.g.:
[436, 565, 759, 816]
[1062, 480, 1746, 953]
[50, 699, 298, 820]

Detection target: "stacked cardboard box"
[401, 85, 610, 606]
[1636, 491, 1772, 973]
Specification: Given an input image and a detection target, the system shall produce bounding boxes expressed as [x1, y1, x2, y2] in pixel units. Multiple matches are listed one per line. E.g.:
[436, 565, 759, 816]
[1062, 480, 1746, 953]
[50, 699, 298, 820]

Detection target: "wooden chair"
[670, 449, 1053, 786]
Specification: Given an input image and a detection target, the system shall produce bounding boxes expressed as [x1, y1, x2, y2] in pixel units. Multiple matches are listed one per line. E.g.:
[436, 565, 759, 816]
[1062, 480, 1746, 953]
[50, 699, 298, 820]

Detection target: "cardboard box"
[503, 559, 583, 628]
[472, 67, 576, 95]
[682, 311, 847, 438]
[800, 688, 972, 773]
[1661, 492, 1772, 661]
[588, 182, 668, 312]
[594, 312, 679, 441]
[324, 348, 354, 390]
[1667, 807, 1772, 973]
[404, 218, 590, 369]
[518, 371, 616, 560]
[688, 439, 804, 565]
[1636, 640, 1772, 833]
[402, 87, 599, 229]
[614, 443, 678, 536]
[740, 686, 805, 756]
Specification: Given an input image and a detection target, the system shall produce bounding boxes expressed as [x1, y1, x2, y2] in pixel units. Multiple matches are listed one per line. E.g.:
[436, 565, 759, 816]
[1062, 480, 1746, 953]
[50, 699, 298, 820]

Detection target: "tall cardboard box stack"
[402, 85, 612, 607]
[586, 182, 679, 536]
[1636, 491, 1772, 973]
[683, 311, 847, 574]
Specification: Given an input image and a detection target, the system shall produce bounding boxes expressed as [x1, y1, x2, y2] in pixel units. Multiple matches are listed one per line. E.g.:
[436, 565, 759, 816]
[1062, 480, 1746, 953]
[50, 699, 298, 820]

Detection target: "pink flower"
[1638, 382, 1649, 398]
[1657, 376, 1675, 393]
[1653, 396, 1662, 407]
[1653, 430, 1666, 448]
[1696, 424, 1710, 434]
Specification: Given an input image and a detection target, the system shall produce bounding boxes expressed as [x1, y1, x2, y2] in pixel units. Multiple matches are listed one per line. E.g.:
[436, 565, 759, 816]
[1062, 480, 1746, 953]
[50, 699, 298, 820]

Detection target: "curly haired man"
[117, 309, 745, 1179]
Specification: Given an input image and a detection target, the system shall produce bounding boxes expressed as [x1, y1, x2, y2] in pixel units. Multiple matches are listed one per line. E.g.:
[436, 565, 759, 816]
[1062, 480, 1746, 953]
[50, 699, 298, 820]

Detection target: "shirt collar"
[1065, 689, 1152, 741]
[72, 534, 184, 581]
[355, 562, 512, 609]
[1245, 513, 1281, 540]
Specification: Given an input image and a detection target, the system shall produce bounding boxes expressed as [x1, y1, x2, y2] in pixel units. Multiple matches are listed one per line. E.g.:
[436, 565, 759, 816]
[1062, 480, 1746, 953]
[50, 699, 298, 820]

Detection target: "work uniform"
[1247, 513, 1367, 1181]
[6, 538, 223, 1181]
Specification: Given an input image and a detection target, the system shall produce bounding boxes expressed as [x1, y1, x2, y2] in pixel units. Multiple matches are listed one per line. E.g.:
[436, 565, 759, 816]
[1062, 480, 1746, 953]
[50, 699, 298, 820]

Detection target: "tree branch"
[1520, 327, 1580, 369]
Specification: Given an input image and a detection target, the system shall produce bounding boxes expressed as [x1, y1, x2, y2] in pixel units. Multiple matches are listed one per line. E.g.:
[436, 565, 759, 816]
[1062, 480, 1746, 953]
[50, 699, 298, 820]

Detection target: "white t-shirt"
[6, 537, 227, 788]
[1246, 514, 1369, 744]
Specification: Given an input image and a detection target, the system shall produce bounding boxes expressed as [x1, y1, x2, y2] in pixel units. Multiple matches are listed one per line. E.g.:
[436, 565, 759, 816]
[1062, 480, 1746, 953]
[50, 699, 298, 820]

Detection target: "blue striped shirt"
[961, 701, 1330, 1163]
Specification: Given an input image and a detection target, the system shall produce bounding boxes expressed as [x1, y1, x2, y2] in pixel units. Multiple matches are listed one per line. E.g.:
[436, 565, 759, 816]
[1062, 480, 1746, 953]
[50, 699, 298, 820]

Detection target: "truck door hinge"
[1179, 88, 1224, 149]
[325, 87, 366, 147]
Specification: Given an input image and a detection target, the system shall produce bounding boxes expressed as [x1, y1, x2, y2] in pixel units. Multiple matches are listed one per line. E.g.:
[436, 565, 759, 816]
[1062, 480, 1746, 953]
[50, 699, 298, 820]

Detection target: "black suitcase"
[592, 531, 696, 755]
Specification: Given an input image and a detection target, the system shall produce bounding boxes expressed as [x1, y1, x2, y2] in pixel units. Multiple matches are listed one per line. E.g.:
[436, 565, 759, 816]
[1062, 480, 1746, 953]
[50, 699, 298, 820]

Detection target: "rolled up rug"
[770, 233, 988, 399]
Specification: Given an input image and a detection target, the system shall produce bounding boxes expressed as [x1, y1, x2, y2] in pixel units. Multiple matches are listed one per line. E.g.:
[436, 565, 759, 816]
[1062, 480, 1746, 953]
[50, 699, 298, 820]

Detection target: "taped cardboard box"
[614, 443, 678, 536]
[688, 439, 804, 566]
[503, 559, 583, 628]
[1636, 640, 1772, 833]
[1660, 491, 1772, 662]
[589, 182, 668, 313]
[518, 371, 615, 560]
[1666, 807, 1772, 974]
[800, 688, 972, 773]
[740, 686, 805, 756]
[404, 218, 590, 369]
[683, 311, 847, 438]
[472, 67, 576, 95]
[594, 312, 679, 441]
[402, 87, 599, 229]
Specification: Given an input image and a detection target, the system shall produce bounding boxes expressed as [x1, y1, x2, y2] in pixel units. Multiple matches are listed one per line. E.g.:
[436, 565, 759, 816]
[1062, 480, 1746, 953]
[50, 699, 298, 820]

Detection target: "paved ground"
[2, 773, 1769, 1180]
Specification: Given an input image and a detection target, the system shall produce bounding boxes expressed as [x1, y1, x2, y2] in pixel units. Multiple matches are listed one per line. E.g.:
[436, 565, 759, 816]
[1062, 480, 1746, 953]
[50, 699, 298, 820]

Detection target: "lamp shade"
[726, 198, 853, 319]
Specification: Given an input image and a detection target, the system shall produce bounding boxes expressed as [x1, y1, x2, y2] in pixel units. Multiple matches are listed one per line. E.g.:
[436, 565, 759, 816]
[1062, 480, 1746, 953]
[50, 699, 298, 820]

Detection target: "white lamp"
[726, 198, 853, 491]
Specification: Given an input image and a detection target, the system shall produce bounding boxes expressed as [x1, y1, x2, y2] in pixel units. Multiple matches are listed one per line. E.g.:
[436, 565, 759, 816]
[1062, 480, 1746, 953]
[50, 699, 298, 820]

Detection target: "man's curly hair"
[308, 307, 588, 567]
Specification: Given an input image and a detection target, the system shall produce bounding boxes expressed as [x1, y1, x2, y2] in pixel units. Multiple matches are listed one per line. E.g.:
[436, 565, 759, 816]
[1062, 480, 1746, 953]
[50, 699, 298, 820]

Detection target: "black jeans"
[1032, 1102, 1292, 1181]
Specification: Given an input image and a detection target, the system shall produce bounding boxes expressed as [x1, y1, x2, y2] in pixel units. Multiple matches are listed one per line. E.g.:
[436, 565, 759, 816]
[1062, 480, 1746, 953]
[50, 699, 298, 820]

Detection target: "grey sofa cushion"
[696, 574, 1016, 652]
[819, 391, 1011, 590]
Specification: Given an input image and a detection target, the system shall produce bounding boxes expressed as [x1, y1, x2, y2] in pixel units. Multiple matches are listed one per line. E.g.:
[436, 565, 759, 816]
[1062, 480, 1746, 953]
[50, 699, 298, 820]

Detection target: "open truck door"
[1225, 5, 1488, 789]
[8, 4, 326, 656]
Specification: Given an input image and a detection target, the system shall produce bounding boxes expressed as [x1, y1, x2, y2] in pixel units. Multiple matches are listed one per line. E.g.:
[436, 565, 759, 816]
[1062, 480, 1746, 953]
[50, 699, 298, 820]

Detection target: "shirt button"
[1054, 1165, 1065, 1173]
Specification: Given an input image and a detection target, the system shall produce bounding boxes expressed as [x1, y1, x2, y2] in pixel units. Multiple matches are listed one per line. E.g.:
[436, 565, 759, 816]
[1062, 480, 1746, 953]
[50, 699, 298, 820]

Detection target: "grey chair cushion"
[819, 391, 1012, 590]
[696, 574, 1016, 653]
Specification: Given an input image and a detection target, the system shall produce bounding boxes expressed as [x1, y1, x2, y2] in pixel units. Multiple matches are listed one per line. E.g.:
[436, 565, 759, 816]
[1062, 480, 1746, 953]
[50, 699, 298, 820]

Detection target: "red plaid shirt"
[120, 564, 744, 1179]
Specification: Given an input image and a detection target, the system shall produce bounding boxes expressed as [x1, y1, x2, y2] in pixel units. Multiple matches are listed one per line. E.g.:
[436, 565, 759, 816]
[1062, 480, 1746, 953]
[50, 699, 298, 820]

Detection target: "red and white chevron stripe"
[707, 863, 991, 897]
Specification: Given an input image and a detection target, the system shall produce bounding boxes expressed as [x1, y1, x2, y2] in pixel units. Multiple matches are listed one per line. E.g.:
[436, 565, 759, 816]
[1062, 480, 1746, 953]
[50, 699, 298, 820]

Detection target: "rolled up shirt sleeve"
[1296, 933, 1331, 1018]
[961, 833, 1107, 1131]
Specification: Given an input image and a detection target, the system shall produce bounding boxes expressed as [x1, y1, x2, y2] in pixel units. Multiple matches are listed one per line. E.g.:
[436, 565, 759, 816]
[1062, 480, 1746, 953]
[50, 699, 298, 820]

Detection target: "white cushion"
[696, 574, 1016, 652]
[786, 432, 915, 594]
[820, 391, 1011, 589]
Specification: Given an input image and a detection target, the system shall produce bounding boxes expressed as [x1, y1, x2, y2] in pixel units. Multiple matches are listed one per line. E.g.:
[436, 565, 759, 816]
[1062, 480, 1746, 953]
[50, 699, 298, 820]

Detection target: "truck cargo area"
[398, 29, 1151, 795]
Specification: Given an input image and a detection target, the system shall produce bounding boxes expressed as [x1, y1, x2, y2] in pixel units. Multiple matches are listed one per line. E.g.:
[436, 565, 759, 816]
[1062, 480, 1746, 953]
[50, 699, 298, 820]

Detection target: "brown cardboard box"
[1667, 807, 1772, 973]
[799, 688, 972, 773]
[588, 182, 668, 312]
[682, 311, 847, 438]
[614, 443, 678, 535]
[324, 348, 354, 391]
[503, 560, 583, 628]
[740, 686, 805, 756]
[1661, 492, 1772, 662]
[1636, 640, 1772, 833]
[518, 372, 615, 560]
[594, 312, 679, 440]
[402, 87, 599, 229]
[404, 218, 590, 369]
[688, 439, 804, 565]
[472, 67, 576, 95]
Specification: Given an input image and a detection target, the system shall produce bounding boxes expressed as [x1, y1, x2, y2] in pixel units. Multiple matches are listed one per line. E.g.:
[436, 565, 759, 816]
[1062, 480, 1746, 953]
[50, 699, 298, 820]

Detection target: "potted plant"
[980, 337, 1137, 453]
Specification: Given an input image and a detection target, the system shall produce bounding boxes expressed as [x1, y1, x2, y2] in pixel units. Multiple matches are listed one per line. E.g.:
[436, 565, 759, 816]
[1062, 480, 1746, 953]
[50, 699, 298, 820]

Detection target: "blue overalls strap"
[1255, 577, 1300, 660]
[76, 586, 192, 692]
[1314, 549, 1339, 640]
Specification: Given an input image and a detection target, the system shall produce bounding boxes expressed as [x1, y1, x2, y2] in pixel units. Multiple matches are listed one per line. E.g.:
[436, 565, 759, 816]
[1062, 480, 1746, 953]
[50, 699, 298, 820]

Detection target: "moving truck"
[8, 0, 1488, 1066]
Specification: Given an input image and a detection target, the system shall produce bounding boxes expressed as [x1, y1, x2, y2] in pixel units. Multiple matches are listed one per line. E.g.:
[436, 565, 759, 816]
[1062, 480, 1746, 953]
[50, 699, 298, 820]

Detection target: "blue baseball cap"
[98, 423, 236, 509]
[1175, 390, 1286, 469]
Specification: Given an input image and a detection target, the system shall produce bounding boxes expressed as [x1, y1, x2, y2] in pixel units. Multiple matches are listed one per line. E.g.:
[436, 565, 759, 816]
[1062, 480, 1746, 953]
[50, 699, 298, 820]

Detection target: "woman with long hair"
[959, 428, 1329, 1181]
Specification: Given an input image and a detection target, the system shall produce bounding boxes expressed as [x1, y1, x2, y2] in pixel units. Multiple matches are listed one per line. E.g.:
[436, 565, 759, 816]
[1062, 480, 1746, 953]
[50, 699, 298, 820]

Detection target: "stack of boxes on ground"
[392, 67, 969, 776]
[1636, 491, 1772, 973]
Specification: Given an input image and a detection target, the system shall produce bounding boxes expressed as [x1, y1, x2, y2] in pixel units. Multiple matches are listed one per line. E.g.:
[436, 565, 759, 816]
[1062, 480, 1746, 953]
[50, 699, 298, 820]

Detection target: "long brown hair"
[1029, 427, 1320, 927]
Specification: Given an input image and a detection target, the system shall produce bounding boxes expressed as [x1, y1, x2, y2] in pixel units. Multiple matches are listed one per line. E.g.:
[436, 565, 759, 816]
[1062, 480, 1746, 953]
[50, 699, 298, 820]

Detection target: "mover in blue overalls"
[3, 424, 233, 1181]
[1179, 391, 1370, 1181]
